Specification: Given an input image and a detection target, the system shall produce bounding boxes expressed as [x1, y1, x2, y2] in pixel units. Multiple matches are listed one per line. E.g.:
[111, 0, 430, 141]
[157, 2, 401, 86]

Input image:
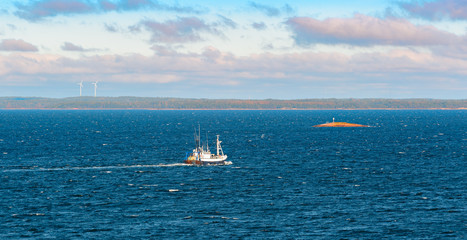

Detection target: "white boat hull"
[185, 155, 228, 165]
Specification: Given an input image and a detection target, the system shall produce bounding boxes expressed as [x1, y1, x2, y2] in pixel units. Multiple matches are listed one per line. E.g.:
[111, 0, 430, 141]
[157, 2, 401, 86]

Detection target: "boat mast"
[194, 126, 199, 149]
[206, 131, 209, 152]
[216, 135, 222, 156]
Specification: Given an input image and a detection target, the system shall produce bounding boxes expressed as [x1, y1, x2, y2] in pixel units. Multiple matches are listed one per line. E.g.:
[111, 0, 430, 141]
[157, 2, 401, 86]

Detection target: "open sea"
[0, 110, 465, 239]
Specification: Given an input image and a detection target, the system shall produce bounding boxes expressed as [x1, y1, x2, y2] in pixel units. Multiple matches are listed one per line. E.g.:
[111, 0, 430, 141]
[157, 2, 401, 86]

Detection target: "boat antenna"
[198, 124, 201, 149]
[194, 126, 200, 149]
[206, 131, 209, 151]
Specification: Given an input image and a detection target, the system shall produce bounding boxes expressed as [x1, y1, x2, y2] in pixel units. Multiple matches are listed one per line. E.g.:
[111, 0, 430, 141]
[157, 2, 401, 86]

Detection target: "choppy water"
[0, 110, 465, 239]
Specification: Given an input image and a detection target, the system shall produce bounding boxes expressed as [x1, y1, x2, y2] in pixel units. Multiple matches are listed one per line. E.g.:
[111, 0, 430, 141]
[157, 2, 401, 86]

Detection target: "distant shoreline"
[1, 108, 465, 110]
[1, 97, 465, 110]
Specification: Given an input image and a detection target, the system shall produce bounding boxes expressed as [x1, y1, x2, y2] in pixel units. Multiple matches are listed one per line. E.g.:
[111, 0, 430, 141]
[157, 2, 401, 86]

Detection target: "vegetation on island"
[0, 97, 465, 110]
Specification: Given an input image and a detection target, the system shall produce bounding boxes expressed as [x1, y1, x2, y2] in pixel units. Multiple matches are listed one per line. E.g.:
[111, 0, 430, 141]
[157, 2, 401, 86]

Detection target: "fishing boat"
[184, 128, 229, 165]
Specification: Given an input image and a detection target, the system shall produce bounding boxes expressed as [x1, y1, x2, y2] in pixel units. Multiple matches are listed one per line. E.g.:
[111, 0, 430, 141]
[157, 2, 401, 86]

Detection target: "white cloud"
[0, 39, 38, 52]
[286, 14, 464, 46]
[2, 46, 467, 82]
[398, 0, 467, 21]
[62, 42, 85, 51]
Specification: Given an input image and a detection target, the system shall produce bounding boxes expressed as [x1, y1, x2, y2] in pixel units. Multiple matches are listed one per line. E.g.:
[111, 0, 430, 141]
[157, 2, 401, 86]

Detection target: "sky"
[0, 0, 466, 99]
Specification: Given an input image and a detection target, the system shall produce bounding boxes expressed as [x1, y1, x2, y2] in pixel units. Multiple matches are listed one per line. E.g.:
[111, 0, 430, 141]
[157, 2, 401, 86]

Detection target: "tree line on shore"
[0, 97, 465, 109]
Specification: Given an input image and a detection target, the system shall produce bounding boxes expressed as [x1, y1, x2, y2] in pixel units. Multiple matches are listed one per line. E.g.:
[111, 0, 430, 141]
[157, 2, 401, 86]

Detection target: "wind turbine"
[92, 81, 98, 97]
[77, 81, 83, 96]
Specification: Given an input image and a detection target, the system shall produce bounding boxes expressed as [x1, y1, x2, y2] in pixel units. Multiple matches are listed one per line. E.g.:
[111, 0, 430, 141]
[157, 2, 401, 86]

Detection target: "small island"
[313, 118, 369, 127]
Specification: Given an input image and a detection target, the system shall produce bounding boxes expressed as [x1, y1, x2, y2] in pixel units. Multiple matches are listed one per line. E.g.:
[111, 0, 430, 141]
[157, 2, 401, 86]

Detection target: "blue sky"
[0, 0, 466, 99]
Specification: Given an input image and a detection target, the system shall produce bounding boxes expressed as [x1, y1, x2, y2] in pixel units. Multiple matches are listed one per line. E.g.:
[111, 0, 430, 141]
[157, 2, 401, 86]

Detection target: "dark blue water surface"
[0, 110, 465, 239]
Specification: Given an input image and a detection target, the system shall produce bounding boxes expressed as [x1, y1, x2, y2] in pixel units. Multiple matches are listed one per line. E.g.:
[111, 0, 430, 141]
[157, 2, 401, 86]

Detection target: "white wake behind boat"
[184, 128, 229, 165]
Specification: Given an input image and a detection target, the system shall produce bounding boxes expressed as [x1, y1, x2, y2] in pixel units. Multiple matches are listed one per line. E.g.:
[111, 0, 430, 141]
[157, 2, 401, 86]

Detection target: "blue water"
[0, 110, 465, 239]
